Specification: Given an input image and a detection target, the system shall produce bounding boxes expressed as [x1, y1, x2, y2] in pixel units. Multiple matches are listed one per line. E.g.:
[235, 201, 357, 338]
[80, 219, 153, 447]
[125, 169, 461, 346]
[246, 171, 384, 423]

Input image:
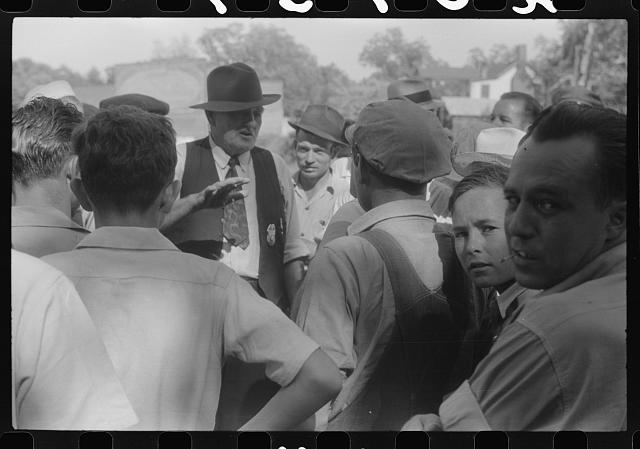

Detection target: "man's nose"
[506, 203, 535, 241]
[466, 229, 483, 254]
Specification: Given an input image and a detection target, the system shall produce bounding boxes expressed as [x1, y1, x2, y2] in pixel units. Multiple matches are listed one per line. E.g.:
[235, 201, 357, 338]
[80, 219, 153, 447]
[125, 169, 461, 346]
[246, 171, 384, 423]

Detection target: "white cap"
[22, 80, 78, 106]
[475, 127, 526, 157]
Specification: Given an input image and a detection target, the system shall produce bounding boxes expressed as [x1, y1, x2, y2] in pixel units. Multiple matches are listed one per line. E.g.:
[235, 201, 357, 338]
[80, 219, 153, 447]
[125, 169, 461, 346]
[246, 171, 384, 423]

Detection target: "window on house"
[481, 84, 490, 98]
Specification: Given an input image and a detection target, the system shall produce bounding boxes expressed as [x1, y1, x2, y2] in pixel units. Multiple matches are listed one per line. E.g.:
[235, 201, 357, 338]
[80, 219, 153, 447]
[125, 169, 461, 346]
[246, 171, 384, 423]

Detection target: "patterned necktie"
[223, 156, 249, 250]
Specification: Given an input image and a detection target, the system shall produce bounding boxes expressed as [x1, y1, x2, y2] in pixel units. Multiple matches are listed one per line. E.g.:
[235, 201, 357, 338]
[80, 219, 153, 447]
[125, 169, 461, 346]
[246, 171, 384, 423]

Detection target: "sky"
[13, 18, 562, 81]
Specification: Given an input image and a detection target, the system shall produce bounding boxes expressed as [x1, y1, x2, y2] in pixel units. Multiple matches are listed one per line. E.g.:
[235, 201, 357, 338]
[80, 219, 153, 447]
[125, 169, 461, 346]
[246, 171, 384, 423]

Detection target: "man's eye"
[505, 195, 519, 209]
[481, 226, 497, 233]
[536, 200, 557, 213]
[454, 231, 467, 239]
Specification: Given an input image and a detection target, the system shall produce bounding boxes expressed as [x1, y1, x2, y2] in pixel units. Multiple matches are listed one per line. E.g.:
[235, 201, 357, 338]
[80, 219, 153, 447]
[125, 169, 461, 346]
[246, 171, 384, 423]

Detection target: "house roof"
[420, 66, 482, 81]
[478, 61, 538, 81]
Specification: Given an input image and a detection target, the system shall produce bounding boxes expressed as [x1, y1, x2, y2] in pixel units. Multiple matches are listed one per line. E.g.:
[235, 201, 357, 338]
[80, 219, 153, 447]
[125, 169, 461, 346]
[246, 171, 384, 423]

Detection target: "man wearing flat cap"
[289, 105, 353, 261]
[295, 98, 468, 430]
[387, 78, 457, 222]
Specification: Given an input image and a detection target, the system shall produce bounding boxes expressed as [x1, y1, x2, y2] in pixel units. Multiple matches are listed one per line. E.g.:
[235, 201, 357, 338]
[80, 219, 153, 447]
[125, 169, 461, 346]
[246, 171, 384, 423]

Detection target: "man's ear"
[63, 155, 79, 180]
[70, 178, 93, 212]
[159, 179, 181, 214]
[605, 199, 626, 243]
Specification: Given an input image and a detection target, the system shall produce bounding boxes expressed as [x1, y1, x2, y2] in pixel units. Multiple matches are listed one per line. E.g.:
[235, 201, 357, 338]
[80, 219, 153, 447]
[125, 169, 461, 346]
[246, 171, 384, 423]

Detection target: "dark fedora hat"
[190, 62, 281, 112]
[288, 104, 347, 146]
[387, 78, 438, 111]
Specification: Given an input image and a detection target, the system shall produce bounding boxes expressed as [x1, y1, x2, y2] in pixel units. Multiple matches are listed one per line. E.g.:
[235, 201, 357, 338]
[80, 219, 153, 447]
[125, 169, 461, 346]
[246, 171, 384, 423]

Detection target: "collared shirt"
[175, 138, 308, 279]
[11, 205, 90, 257]
[440, 243, 627, 431]
[295, 199, 441, 426]
[12, 250, 137, 430]
[42, 227, 319, 430]
[293, 169, 352, 257]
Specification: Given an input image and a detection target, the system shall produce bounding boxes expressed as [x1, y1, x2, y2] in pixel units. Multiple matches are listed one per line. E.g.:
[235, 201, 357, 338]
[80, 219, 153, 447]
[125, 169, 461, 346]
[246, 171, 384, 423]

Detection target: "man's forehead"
[296, 130, 332, 149]
[508, 136, 596, 188]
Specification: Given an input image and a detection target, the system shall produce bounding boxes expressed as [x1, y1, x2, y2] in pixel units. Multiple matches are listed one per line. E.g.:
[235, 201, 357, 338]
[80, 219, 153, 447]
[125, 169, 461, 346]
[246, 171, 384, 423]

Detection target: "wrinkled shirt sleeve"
[453, 322, 563, 431]
[222, 275, 319, 387]
[295, 245, 358, 373]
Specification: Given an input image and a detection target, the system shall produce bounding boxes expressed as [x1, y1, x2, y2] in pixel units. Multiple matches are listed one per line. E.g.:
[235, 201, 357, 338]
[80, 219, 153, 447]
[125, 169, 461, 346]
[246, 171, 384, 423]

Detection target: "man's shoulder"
[517, 273, 626, 343]
[43, 247, 237, 289]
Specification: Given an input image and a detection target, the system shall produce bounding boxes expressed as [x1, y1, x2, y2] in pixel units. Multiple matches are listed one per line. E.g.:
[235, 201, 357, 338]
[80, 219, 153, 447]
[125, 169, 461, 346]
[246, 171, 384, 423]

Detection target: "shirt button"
[305, 206, 310, 210]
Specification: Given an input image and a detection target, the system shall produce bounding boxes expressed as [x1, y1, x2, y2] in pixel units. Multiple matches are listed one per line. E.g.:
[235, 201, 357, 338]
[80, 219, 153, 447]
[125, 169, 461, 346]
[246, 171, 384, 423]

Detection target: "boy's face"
[504, 136, 612, 290]
[490, 99, 529, 131]
[452, 186, 515, 289]
[295, 130, 334, 185]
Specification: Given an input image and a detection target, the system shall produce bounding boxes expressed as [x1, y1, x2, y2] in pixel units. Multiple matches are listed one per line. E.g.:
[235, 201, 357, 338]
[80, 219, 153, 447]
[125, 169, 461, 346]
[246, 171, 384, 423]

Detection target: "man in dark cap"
[387, 78, 456, 222]
[75, 94, 173, 231]
[99, 93, 171, 115]
[289, 105, 352, 261]
[295, 99, 468, 430]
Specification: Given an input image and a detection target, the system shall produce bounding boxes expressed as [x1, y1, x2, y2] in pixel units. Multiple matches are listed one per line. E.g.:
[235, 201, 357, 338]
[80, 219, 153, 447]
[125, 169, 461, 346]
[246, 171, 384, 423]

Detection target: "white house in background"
[470, 45, 540, 101]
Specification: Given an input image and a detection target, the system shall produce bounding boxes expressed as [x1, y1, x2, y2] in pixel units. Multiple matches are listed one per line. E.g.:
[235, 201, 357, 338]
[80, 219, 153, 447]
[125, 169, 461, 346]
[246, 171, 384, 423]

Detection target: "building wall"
[470, 66, 517, 101]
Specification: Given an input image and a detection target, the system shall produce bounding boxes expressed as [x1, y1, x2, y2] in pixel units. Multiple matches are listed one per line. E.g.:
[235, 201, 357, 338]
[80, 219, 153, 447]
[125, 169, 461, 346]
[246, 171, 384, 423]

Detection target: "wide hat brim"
[190, 94, 281, 112]
[288, 121, 347, 146]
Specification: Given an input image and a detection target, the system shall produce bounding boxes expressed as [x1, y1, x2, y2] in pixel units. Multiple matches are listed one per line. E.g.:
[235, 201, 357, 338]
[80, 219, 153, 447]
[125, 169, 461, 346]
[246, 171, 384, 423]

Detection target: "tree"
[152, 35, 198, 60]
[86, 67, 104, 85]
[12, 58, 92, 109]
[467, 44, 520, 74]
[197, 24, 333, 115]
[359, 28, 442, 80]
[530, 19, 627, 111]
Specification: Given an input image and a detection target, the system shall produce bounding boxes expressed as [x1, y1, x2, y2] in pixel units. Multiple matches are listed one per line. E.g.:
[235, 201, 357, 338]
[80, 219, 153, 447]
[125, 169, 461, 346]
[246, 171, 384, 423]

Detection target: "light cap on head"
[22, 80, 78, 106]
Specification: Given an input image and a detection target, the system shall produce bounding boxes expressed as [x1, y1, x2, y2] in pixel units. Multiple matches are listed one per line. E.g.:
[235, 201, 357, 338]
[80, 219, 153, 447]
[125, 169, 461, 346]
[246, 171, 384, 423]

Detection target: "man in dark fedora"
[163, 62, 309, 430]
[164, 62, 308, 310]
[289, 105, 352, 261]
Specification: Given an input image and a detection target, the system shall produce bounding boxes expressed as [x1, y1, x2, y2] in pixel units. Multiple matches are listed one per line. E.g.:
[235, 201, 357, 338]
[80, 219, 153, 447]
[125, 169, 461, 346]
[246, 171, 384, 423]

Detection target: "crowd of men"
[11, 61, 627, 432]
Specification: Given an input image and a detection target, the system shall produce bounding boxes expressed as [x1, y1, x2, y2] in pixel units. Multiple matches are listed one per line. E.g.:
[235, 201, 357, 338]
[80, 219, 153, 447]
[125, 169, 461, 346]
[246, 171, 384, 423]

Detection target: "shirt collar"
[347, 199, 435, 235]
[537, 242, 627, 298]
[293, 169, 335, 195]
[12, 205, 90, 232]
[76, 226, 179, 251]
[495, 282, 530, 319]
[209, 135, 251, 170]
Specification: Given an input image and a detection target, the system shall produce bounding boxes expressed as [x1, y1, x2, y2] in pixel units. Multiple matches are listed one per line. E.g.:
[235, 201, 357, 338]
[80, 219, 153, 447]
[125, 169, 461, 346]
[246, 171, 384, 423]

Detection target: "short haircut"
[524, 102, 626, 206]
[449, 162, 510, 213]
[500, 91, 543, 124]
[357, 151, 426, 196]
[72, 105, 177, 213]
[12, 97, 83, 185]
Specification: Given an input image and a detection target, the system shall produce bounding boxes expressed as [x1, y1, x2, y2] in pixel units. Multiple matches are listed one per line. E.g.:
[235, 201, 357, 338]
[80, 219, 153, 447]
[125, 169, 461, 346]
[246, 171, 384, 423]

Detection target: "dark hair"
[12, 97, 83, 185]
[356, 151, 426, 196]
[500, 91, 542, 124]
[448, 162, 510, 213]
[524, 102, 626, 206]
[72, 105, 177, 213]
